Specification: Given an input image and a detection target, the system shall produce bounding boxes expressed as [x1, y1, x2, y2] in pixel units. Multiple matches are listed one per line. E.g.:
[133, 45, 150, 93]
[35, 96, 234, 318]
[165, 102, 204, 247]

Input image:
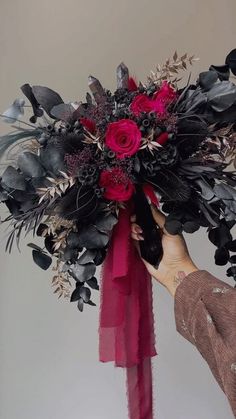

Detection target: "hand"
[131, 205, 199, 296]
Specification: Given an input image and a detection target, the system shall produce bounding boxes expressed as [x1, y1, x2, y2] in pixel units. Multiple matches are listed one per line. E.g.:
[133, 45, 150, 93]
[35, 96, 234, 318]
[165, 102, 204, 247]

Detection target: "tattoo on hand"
[173, 271, 186, 288]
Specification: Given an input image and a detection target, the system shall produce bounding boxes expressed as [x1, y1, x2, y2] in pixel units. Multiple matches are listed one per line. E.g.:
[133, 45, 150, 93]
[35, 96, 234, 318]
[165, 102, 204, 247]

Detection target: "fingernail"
[135, 226, 142, 233]
[139, 235, 144, 241]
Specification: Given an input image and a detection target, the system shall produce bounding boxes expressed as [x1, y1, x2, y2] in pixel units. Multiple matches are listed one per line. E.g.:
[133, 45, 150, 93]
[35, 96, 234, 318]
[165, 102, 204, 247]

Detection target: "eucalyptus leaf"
[79, 286, 91, 303]
[2, 99, 25, 123]
[50, 103, 75, 121]
[198, 71, 218, 90]
[208, 80, 236, 112]
[78, 226, 109, 249]
[77, 250, 97, 264]
[32, 249, 52, 270]
[69, 262, 96, 282]
[17, 152, 45, 178]
[95, 214, 118, 233]
[86, 276, 99, 290]
[2, 166, 27, 191]
[32, 86, 64, 118]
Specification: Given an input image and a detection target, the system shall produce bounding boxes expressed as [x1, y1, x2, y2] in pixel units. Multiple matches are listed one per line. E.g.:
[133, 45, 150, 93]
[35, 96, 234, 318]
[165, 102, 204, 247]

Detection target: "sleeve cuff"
[174, 270, 229, 342]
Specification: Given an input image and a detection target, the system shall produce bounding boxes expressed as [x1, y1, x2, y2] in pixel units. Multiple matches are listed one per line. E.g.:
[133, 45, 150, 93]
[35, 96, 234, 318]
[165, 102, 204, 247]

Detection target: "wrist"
[165, 260, 199, 297]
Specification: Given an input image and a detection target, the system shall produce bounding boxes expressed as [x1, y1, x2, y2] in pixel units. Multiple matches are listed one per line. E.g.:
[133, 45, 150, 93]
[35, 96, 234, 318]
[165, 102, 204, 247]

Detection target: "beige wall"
[0, 1, 236, 418]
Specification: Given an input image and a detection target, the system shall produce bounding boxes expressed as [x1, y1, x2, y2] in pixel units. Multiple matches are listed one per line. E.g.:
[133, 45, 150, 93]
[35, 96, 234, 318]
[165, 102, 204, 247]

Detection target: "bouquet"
[0, 50, 236, 419]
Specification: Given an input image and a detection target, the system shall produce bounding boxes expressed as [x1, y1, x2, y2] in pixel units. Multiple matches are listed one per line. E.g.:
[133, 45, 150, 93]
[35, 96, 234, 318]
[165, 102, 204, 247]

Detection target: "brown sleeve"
[174, 270, 236, 417]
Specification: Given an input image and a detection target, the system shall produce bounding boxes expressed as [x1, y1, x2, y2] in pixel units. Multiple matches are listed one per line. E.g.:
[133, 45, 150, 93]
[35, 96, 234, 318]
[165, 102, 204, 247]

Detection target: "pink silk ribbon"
[99, 205, 157, 419]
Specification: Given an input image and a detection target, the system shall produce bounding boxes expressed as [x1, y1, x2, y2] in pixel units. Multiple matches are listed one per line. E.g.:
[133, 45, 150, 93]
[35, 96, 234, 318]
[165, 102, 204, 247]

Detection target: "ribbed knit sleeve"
[174, 270, 236, 417]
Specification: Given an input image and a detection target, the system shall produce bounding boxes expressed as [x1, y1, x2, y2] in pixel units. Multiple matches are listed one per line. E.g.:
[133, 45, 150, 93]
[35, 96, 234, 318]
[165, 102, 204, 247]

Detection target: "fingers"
[131, 222, 144, 241]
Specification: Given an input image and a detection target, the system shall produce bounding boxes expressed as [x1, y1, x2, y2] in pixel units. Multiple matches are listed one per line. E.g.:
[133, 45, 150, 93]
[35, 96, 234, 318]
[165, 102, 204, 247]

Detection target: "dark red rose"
[130, 94, 154, 116]
[130, 82, 177, 117]
[128, 77, 138, 92]
[105, 119, 141, 159]
[80, 117, 96, 134]
[153, 81, 177, 106]
[156, 132, 169, 145]
[99, 167, 134, 202]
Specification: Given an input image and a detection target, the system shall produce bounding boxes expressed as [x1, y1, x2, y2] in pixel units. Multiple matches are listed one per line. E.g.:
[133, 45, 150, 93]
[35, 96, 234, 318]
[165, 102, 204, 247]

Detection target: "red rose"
[130, 94, 154, 116]
[153, 81, 177, 106]
[130, 82, 177, 117]
[99, 167, 134, 202]
[80, 117, 96, 134]
[105, 119, 141, 159]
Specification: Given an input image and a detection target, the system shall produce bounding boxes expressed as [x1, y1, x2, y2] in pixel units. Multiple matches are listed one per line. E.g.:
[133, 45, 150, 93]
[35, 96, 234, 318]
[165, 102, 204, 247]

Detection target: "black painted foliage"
[0, 49, 236, 312]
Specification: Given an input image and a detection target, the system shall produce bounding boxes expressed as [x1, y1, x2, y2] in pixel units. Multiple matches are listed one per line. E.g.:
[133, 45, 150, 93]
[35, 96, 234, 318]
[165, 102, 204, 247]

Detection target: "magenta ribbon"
[99, 205, 157, 419]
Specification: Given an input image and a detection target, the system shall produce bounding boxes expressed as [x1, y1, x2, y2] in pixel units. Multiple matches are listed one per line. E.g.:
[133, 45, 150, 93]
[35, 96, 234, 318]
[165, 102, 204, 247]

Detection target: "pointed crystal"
[88, 75, 105, 103]
[116, 62, 129, 89]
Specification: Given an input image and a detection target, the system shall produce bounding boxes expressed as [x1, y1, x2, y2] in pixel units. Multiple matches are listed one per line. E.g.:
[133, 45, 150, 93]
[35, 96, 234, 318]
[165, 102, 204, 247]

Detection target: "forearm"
[173, 270, 236, 416]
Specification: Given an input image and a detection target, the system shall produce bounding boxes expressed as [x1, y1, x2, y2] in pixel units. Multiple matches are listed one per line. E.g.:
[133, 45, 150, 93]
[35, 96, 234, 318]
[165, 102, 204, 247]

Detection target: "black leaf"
[69, 262, 96, 282]
[164, 219, 182, 235]
[79, 286, 91, 303]
[226, 266, 236, 278]
[40, 143, 66, 176]
[70, 286, 82, 302]
[66, 232, 82, 249]
[17, 152, 45, 178]
[50, 103, 75, 121]
[21, 83, 44, 122]
[208, 224, 232, 248]
[36, 223, 48, 236]
[32, 86, 64, 118]
[94, 214, 118, 232]
[27, 242, 44, 252]
[77, 250, 97, 264]
[2, 166, 27, 191]
[86, 276, 99, 290]
[78, 226, 109, 249]
[208, 80, 236, 112]
[94, 248, 107, 266]
[198, 71, 218, 90]
[62, 246, 78, 262]
[86, 300, 96, 306]
[214, 247, 230, 266]
[195, 179, 215, 201]
[209, 65, 230, 81]
[182, 221, 200, 233]
[32, 249, 52, 270]
[225, 49, 236, 76]
[229, 255, 236, 264]
[77, 298, 84, 312]
[227, 240, 236, 252]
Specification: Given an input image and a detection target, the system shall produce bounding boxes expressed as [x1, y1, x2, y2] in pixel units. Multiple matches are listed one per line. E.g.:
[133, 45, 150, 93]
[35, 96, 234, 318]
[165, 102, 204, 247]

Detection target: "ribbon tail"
[99, 206, 157, 419]
[127, 358, 153, 419]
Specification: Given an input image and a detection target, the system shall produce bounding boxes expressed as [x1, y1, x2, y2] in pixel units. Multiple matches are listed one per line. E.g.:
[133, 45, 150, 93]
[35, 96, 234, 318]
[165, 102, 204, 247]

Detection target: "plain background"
[0, 0, 236, 418]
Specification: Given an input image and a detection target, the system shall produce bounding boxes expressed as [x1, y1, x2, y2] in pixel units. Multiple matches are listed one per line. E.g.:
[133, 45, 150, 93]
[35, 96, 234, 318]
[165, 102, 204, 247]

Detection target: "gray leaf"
[208, 80, 236, 112]
[2, 99, 25, 123]
[17, 152, 45, 178]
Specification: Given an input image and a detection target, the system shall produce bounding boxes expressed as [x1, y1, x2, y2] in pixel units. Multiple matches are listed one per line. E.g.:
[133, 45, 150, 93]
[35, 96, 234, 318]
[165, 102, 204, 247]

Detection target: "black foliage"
[1, 48, 236, 314]
[77, 225, 109, 249]
[21, 83, 44, 123]
[214, 247, 230, 266]
[31, 86, 64, 118]
[56, 185, 98, 221]
[32, 249, 52, 270]
[17, 152, 45, 178]
[225, 49, 236, 76]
